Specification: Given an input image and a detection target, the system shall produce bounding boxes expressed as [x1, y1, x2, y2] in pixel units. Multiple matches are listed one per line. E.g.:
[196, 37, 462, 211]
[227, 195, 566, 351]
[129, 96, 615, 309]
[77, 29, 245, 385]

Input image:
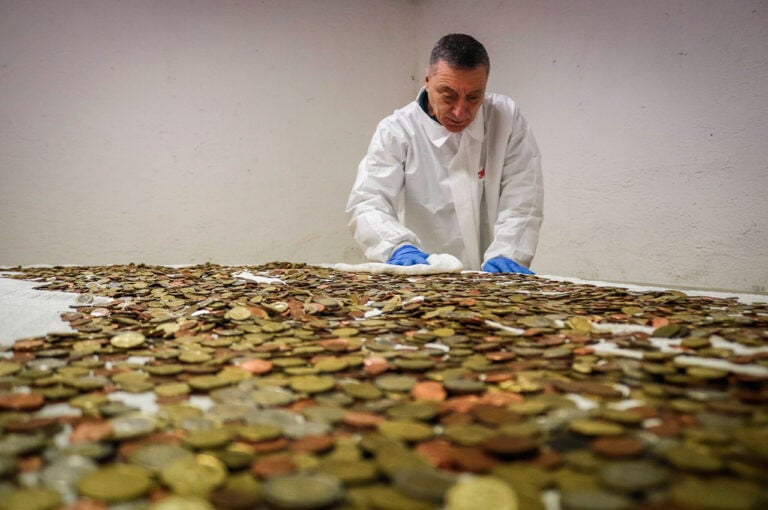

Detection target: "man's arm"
[483, 108, 544, 268]
[346, 121, 422, 262]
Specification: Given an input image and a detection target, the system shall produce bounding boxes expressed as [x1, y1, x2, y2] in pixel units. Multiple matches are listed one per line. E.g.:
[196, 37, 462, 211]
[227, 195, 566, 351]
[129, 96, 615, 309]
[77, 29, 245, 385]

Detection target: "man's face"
[425, 59, 488, 133]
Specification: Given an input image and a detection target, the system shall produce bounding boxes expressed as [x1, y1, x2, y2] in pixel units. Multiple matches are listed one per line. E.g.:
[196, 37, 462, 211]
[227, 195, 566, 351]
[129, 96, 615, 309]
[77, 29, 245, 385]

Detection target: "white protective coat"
[346, 89, 544, 270]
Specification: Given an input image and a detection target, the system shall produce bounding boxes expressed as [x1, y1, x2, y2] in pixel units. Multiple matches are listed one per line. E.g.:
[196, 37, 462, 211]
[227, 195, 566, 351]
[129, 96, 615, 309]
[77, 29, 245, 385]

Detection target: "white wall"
[2, 0, 766, 293]
[0, 0, 417, 265]
[417, 0, 768, 293]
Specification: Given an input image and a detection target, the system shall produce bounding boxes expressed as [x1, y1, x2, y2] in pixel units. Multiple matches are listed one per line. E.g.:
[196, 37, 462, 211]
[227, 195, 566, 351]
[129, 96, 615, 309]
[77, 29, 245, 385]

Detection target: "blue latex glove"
[482, 256, 534, 275]
[386, 245, 430, 266]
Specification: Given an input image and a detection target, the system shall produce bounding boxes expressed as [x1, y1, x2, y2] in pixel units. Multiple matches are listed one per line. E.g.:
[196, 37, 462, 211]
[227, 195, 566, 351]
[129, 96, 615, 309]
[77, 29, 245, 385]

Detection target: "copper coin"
[3, 416, 61, 433]
[248, 438, 290, 454]
[250, 453, 297, 479]
[289, 434, 336, 454]
[414, 439, 456, 469]
[591, 436, 646, 459]
[12, 338, 45, 351]
[482, 434, 540, 457]
[451, 446, 499, 473]
[362, 356, 389, 375]
[411, 381, 447, 402]
[0, 392, 45, 411]
[342, 411, 384, 428]
[238, 358, 273, 375]
[472, 404, 519, 426]
[69, 420, 114, 443]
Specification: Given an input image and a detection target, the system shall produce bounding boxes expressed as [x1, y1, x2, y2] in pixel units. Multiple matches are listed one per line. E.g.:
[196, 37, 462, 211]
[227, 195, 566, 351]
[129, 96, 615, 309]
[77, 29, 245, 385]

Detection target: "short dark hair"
[429, 34, 490, 74]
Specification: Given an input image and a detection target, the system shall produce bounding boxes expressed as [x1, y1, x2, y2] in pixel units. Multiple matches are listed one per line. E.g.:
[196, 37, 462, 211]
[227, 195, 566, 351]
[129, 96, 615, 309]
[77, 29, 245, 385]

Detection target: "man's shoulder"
[382, 99, 422, 123]
[374, 100, 422, 136]
[484, 92, 519, 116]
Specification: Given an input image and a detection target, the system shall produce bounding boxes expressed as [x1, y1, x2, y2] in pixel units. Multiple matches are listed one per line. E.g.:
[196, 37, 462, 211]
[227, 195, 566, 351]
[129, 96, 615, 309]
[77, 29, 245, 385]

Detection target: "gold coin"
[237, 423, 284, 442]
[227, 306, 252, 321]
[0, 361, 21, 377]
[262, 472, 344, 509]
[0, 486, 62, 510]
[183, 427, 233, 450]
[160, 453, 228, 496]
[148, 495, 215, 510]
[446, 476, 518, 510]
[315, 357, 350, 373]
[669, 476, 763, 510]
[566, 316, 593, 332]
[686, 366, 728, 379]
[155, 382, 191, 398]
[317, 459, 379, 485]
[332, 327, 359, 337]
[569, 419, 625, 436]
[110, 331, 146, 349]
[377, 420, 434, 442]
[77, 463, 153, 502]
[289, 375, 336, 394]
[360, 485, 434, 510]
[664, 443, 723, 472]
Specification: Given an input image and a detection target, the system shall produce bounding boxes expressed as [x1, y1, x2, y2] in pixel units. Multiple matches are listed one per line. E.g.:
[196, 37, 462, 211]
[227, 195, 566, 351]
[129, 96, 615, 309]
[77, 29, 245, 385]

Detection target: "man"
[346, 34, 543, 274]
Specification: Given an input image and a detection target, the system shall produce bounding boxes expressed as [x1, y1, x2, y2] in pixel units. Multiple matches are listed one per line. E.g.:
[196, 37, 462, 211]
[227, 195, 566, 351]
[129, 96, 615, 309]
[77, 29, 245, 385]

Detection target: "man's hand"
[387, 245, 430, 266]
[482, 256, 534, 274]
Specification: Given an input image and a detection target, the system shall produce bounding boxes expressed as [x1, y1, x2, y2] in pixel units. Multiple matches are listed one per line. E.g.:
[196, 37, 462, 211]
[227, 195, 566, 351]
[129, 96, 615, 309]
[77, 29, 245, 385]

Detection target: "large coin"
[148, 495, 216, 510]
[262, 472, 344, 509]
[0, 486, 62, 510]
[160, 453, 228, 496]
[446, 476, 518, 510]
[599, 460, 668, 493]
[77, 463, 153, 502]
[110, 331, 146, 349]
[560, 489, 633, 510]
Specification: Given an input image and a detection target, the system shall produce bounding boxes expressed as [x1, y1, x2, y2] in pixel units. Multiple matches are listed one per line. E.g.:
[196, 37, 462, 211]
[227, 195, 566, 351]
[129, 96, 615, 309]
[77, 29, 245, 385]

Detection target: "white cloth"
[346, 89, 543, 271]
[322, 253, 462, 275]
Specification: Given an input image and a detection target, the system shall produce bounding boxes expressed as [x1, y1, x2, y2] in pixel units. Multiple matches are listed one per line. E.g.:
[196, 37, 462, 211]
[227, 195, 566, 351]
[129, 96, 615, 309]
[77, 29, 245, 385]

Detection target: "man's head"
[425, 34, 490, 133]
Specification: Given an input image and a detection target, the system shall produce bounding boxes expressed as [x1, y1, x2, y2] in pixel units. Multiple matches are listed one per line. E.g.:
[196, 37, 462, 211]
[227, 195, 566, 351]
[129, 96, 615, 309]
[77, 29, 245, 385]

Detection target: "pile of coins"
[0, 263, 767, 510]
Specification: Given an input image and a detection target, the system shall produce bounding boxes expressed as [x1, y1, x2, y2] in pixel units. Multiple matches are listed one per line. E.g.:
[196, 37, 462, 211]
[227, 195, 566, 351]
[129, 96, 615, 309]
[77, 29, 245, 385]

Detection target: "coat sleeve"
[483, 108, 544, 268]
[346, 119, 421, 262]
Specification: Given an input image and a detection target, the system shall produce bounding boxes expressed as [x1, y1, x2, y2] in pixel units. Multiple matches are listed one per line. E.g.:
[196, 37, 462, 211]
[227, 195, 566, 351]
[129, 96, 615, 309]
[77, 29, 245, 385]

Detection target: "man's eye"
[441, 94, 457, 102]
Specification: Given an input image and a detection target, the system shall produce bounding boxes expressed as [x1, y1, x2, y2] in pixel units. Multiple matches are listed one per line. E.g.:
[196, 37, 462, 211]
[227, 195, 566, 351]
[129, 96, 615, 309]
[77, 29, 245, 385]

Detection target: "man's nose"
[452, 99, 470, 120]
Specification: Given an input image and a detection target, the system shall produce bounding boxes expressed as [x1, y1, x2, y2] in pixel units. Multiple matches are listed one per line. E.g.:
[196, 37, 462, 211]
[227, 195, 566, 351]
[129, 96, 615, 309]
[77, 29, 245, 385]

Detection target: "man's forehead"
[430, 65, 487, 91]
